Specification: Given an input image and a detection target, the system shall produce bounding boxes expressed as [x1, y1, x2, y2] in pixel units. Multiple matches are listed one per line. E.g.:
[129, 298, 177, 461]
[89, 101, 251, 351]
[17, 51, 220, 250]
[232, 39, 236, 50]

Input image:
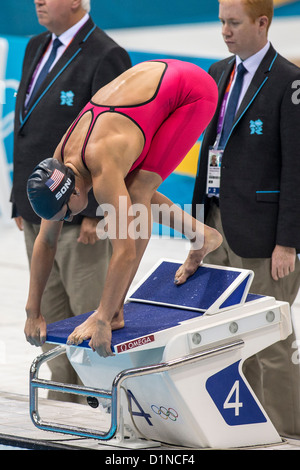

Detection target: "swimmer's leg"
[118, 168, 163, 298]
[150, 191, 222, 284]
[126, 171, 222, 287]
[132, 90, 220, 283]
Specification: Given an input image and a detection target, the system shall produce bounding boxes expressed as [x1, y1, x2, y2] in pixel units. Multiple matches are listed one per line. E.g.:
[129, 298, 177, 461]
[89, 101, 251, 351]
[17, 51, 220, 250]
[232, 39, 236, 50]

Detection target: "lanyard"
[214, 64, 236, 149]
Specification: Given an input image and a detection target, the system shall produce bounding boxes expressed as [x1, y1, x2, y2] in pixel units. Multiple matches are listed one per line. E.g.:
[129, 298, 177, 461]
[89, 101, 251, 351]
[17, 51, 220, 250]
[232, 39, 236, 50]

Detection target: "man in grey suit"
[12, 0, 131, 401]
[192, 0, 300, 438]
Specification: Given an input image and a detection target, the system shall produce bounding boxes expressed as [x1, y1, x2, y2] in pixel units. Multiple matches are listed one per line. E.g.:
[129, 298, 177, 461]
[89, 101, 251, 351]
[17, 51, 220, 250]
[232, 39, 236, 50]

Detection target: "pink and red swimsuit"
[61, 59, 218, 180]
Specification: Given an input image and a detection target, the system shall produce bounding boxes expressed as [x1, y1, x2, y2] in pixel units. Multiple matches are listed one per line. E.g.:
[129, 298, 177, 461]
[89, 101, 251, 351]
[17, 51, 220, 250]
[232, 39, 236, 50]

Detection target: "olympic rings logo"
[151, 405, 178, 421]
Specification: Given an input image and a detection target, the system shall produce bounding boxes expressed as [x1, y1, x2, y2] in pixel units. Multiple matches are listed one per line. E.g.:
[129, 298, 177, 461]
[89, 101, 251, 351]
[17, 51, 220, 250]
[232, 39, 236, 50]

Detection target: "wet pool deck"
[1, 392, 300, 451]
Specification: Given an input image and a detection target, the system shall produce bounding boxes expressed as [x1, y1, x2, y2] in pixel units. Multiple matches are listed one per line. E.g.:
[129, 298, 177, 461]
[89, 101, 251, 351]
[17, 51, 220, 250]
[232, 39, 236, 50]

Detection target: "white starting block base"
[30, 260, 292, 449]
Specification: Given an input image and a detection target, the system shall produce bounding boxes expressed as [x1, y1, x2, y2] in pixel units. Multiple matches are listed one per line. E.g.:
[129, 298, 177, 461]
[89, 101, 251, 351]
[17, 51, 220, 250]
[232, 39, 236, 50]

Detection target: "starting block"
[30, 260, 292, 449]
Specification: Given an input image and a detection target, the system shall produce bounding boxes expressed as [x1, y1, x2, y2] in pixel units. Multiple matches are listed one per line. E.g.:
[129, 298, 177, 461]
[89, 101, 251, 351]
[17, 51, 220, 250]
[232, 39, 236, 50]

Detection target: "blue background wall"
[1, 0, 300, 36]
[1, 0, 220, 36]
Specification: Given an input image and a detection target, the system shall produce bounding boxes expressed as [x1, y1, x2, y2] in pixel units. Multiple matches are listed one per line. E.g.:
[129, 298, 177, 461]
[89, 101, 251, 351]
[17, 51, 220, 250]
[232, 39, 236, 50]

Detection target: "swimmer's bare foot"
[67, 311, 99, 345]
[174, 226, 222, 285]
[67, 308, 125, 346]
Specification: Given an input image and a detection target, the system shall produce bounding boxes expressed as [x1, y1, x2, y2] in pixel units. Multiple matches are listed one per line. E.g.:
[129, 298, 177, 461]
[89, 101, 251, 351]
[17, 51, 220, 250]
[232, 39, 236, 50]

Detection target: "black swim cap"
[27, 158, 75, 220]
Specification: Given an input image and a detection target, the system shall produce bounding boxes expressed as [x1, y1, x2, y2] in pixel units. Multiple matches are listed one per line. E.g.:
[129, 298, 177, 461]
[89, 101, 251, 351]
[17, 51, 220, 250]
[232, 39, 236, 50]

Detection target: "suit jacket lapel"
[216, 57, 235, 113]
[202, 46, 278, 150]
[23, 18, 95, 118]
[204, 58, 235, 143]
[38, 19, 94, 95]
[19, 34, 51, 113]
[234, 44, 277, 123]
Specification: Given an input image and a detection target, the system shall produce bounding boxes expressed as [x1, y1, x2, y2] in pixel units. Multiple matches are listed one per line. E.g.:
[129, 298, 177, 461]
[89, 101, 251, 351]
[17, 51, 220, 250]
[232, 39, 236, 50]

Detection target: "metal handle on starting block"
[30, 339, 244, 441]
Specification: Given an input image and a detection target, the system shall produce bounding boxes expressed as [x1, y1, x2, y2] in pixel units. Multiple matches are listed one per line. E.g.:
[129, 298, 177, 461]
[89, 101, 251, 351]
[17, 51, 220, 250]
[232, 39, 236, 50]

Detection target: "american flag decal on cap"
[45, 169, 64, 192]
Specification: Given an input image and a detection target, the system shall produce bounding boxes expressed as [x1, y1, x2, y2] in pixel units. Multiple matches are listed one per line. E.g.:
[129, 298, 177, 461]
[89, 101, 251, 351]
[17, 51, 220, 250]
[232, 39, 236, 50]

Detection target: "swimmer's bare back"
[92, 61, 166, 107]
[54, 62, 166, 176]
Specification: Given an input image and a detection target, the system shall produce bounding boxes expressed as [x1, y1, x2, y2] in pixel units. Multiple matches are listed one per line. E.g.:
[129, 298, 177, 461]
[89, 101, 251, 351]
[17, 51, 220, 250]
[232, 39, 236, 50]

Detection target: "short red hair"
[219, 0, 274, 31]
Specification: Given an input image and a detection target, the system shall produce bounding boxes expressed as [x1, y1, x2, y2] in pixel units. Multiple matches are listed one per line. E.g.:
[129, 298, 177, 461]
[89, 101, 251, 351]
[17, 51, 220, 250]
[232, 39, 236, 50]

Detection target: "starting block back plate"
[129, 260, 253, 313]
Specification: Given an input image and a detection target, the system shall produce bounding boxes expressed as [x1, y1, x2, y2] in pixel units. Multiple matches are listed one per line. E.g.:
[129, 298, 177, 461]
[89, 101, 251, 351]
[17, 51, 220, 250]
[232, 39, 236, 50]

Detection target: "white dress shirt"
[229, 41, 271, 113]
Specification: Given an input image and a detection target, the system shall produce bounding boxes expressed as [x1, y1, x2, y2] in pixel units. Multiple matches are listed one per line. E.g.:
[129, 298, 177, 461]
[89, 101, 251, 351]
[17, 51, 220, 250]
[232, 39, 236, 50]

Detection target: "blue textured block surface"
[46, 293, 261, 351]
[46, 302, 204, 351]
[130, 261, 243, 311]
[46, 261, 260, 352]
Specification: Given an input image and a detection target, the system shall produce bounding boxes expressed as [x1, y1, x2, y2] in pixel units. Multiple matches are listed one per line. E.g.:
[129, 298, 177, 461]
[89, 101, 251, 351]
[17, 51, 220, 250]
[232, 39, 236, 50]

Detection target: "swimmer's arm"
[25, 220, 63, 346]
[90, 170, 136, 322]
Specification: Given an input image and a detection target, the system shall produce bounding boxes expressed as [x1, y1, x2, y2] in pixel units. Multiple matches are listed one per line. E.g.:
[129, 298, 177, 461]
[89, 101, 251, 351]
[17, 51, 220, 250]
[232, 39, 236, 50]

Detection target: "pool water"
[0, 444, 28, 450]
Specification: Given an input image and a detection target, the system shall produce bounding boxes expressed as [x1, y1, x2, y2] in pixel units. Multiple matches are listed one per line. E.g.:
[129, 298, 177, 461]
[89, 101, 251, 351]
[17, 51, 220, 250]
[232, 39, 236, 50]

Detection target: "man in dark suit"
[11, 0, 131, 401]
[192, 0, 300, 438]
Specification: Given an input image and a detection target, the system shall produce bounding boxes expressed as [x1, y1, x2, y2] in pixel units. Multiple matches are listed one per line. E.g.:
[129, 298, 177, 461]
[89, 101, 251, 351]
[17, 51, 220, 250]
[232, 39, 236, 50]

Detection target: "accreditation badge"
[206, 148, 223, 196]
